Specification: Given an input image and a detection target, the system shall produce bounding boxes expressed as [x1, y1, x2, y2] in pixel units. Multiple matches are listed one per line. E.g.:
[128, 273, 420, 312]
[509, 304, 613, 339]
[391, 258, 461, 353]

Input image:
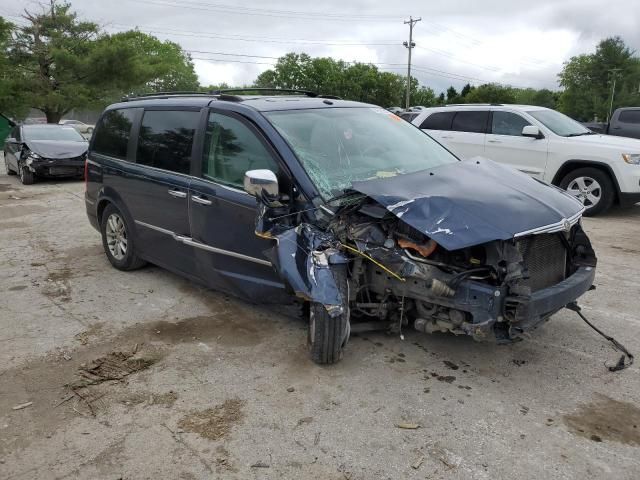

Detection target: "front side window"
[265, 107, 457, 199]
[491, 111, 532, 136]
[527, 109, 591, 137]
[451, 111, 489, 133]
[93, 109, 137, 159]
[201, 112, 279, 188]
[136, 110, 199, 174]
[618, 110, 640, 124]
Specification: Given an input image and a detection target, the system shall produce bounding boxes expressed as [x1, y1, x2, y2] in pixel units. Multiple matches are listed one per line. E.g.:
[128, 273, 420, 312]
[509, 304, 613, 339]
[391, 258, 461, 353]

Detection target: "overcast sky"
[3, 0, 640, 94]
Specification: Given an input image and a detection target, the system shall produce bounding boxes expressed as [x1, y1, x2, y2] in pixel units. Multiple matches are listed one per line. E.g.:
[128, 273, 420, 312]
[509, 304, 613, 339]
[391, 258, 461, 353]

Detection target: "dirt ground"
[1, 157, 640, 479]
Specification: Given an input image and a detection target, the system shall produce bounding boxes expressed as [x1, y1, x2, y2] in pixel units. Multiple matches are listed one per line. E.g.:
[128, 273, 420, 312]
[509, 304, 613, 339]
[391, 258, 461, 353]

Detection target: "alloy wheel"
[566, 176, 601, 209]
[105, 213, 127, 260]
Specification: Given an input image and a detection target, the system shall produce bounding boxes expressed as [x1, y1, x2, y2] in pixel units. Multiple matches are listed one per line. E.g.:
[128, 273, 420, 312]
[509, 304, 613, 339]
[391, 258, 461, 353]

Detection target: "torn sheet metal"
[351, 158, 583, 251]
[267, 224, 347, 316]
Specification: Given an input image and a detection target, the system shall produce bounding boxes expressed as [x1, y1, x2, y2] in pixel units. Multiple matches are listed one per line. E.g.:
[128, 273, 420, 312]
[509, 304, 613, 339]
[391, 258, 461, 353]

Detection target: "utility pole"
[403, 16, 421, 110]
[607, 68, 622, 122]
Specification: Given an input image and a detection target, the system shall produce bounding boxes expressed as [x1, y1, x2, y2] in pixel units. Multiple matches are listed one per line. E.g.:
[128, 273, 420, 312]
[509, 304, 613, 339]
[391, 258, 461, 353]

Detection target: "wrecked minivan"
[86, 90, 597, 364]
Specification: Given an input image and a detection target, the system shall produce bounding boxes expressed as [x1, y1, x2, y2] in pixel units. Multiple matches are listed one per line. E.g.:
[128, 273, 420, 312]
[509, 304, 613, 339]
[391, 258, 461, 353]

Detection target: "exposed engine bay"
[259, 187, 597, 344]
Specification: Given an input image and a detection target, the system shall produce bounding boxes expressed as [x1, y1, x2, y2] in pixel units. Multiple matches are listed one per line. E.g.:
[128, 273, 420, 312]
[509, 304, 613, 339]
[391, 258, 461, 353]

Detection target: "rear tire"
[19, 165, 35, 185]
[560, 167, 614, 216]
[308, 265, 350, 365]
[100, 204, 146, 271]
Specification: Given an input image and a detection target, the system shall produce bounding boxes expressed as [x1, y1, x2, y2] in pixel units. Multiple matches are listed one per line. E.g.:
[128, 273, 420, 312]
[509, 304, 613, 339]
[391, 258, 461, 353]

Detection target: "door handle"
[487, 139, 502, 143]
[440, 135, 453, 139]
[168, 189, 187, 198]
[191, 194, 212, 206]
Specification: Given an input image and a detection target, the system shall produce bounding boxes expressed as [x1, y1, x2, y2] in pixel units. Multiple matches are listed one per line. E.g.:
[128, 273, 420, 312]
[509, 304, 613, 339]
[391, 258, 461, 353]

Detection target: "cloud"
[3, 0, 636, 93]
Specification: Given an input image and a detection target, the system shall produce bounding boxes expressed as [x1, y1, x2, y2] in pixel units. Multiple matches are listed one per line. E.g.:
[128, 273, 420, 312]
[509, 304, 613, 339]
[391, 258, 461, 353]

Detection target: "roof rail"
[121, 91, 213, 102]
[210, 88, 319, 97]
[444, 103, 503, 107]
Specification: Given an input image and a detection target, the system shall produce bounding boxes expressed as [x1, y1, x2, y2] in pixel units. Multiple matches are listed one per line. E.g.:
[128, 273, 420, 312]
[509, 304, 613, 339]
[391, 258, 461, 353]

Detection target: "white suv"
[411, 104, 640, 215]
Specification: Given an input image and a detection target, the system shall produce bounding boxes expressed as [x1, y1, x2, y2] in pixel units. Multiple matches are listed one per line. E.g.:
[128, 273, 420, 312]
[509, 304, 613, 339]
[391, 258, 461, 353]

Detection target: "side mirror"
[244, 169, 279, 198]
[522, 125, 543, 139]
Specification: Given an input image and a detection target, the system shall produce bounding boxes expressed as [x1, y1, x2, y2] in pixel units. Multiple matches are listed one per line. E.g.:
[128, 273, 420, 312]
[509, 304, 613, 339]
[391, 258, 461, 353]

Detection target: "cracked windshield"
[265, 107, 457, 199]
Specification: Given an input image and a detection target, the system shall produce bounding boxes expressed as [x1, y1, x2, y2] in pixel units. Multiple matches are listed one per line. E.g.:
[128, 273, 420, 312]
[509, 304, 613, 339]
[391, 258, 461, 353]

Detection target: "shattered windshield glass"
[264, 107, 458, 199]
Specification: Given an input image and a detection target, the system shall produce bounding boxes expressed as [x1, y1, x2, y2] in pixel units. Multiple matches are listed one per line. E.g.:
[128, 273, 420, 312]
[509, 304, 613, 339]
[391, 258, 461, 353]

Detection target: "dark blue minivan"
[86, 90, 597, 364]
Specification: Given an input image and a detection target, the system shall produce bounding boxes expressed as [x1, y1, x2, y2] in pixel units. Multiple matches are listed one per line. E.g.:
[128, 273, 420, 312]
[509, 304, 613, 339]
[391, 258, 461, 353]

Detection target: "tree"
[558, 37, 640, 121]
[9, 1, 198, 122]
[446, 86, 459, 103]
[0, 17, 25, 117]
[460, 83, 474, 98]
[255, 53, 412, 106]
[464, 83, 516, 104]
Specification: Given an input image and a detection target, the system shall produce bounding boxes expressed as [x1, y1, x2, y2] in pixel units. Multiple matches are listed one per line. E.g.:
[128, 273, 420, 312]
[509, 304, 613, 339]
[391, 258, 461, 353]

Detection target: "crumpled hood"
[351, 158, 583, 251]
[25, 140, 88, 159]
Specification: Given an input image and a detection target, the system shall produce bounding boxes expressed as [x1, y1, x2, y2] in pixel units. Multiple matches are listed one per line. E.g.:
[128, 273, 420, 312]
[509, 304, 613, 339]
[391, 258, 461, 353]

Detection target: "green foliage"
[0, 16, 25, 117]
[255, 53, 407, 107]
[558, 37, 640, 121]
[7, 1, 198, 122]
[462, 83, 517, 104]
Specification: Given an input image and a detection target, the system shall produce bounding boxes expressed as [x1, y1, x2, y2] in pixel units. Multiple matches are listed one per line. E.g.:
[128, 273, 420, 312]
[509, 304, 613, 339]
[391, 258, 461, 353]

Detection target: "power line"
[131, 0, 402, 22]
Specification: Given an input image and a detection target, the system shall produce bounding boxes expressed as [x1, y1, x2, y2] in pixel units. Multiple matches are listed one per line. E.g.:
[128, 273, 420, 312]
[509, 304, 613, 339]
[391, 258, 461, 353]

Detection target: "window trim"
[195, 107, 290, 191]
[488, 110, 532, 137]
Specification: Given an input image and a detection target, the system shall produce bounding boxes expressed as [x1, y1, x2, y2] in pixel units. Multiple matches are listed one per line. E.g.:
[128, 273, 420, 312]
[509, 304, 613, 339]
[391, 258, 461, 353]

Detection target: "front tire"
[100, 204, 146, 271]
[308, 265, 350, 365]
[560, 167, 614, 216]
[19, 165, 35, 185]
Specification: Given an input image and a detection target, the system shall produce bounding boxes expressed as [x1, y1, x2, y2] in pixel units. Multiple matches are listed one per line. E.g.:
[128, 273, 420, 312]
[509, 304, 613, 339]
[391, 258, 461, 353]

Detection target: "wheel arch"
[551, 160, 621, 204]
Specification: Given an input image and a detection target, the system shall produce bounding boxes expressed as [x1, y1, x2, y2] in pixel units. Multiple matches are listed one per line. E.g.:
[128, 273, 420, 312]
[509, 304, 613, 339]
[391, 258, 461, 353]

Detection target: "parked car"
[582, 107, 640, 140]
[386, 106, 404, 115]
[59, 119, 95, 135]
[411, 104, 640, 215]
[85, 90, 596, 364]
[3, 124, 88, 184]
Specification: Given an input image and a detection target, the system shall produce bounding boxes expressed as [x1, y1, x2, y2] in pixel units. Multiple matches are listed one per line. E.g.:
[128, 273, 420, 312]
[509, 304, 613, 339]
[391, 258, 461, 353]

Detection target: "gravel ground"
[1, 156, 640, 479]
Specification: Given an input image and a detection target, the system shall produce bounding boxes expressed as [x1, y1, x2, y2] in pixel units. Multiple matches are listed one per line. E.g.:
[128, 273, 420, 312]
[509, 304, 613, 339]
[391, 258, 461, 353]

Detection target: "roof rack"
[444, 103, 503, 107]
[210, 88, 319, 97]
[120, 88, 342, 103]
[121, 91, 213, 102]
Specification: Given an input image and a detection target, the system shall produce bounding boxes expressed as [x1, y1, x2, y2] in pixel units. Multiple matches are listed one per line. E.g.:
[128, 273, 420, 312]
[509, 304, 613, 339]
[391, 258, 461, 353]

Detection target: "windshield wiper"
[565, 132, 596, 137]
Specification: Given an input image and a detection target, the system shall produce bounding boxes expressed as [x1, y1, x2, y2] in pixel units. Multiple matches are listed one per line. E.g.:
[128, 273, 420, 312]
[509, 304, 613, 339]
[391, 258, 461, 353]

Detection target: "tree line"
[1, 1, 639, 123]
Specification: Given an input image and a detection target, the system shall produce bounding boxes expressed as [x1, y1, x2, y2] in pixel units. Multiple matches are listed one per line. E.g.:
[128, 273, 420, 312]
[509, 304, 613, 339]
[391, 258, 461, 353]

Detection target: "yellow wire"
[340, 243, 406, 282]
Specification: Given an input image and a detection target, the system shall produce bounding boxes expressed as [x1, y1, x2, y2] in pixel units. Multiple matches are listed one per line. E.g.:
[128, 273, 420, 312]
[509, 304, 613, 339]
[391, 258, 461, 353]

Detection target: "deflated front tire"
[308, 265, 350, 365]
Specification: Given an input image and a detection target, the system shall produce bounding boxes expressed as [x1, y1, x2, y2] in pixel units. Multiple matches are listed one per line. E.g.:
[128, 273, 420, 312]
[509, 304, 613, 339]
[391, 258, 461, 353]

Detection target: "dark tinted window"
[12, 126, 20, 141]
[399, 112, 418, 122]
[136, 110, 199, 174]
[420, 111, 455, 130]
[93, 109, 136, 159]
[202, 113, 278, 188]
[618, 110, 640, 124]
[491, 111, 531, 136]
[451, 111, 489, 133]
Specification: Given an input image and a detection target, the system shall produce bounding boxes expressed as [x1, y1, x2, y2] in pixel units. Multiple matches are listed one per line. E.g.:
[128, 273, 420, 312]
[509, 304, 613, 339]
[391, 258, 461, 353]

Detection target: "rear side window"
[451, 111, 489, 133]
[491, 111, 531, 136]
[618, 110, 640, 124]
[93, 109, 136, 159]
[136, 110, 200, 175]
[420, 112, 455, 130]
[202, 112, 279, 188]
[399, 112, 418, 122]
